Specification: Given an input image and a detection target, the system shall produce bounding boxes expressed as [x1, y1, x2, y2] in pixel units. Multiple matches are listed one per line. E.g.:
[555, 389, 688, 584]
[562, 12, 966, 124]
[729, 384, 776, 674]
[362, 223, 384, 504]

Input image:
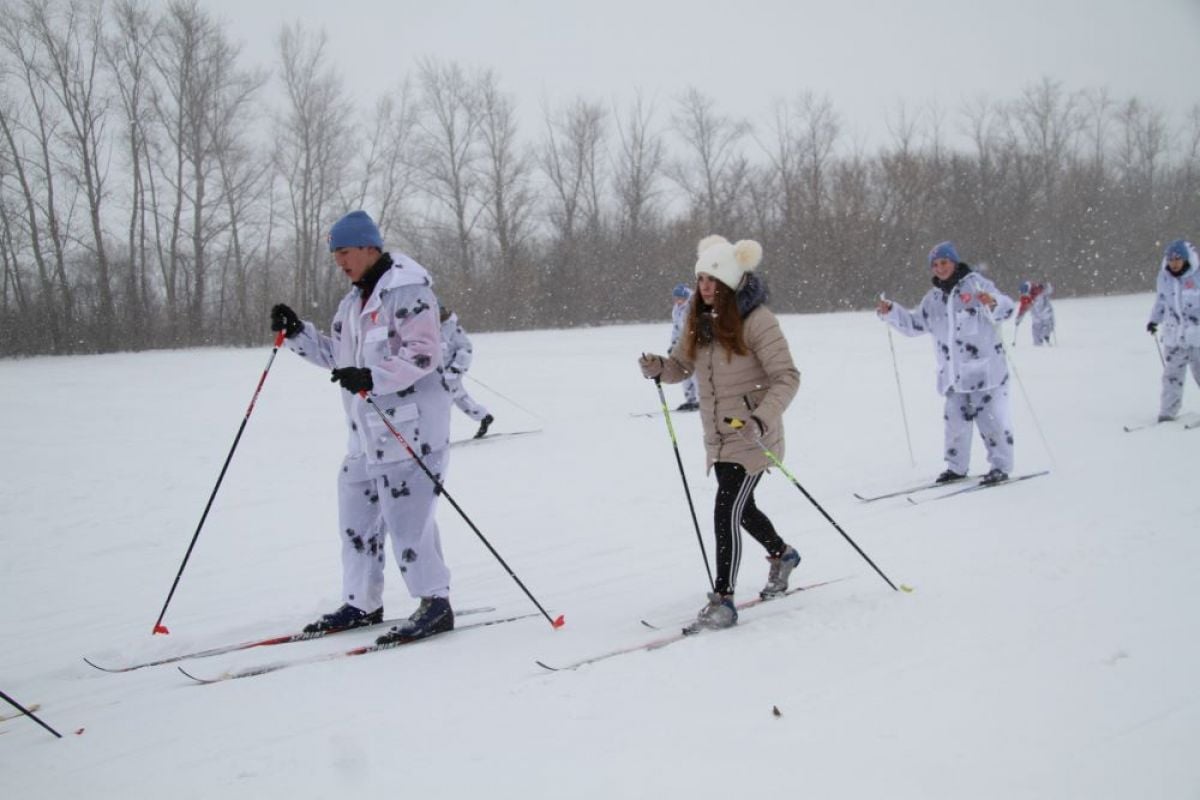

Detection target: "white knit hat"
[694, 234, 763, 290]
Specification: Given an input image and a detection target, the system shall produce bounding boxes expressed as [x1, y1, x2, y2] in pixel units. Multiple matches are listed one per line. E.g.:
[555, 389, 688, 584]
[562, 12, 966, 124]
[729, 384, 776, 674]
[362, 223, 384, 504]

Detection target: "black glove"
[271, 303, 304, 338]
[331, 367, 374, 394]
[1147, 322, 1158, 335]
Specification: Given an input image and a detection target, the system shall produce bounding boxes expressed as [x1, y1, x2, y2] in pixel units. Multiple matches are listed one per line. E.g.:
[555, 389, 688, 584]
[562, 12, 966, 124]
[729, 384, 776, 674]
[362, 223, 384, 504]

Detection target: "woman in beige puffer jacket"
[639, 235, 802, 632]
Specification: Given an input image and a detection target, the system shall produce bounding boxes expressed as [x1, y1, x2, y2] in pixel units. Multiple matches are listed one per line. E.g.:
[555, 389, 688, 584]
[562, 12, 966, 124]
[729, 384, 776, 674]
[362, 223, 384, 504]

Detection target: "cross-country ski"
[853, 476, 980, 502]
[82, 606, 497, 673]
[906, 471, 1051, 504]
[178, 613, 538, 684]
[541, 578, 847, 672]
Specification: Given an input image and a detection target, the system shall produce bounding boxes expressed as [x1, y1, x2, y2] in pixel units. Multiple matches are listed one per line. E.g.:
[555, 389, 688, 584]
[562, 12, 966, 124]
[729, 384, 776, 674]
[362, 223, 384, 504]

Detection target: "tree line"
[2, 0, 1197, 357]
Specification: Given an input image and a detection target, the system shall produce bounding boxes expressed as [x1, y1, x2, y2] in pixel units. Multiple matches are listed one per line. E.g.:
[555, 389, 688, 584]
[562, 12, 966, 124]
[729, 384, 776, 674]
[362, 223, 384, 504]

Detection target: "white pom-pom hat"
[694, 234, 763, 290]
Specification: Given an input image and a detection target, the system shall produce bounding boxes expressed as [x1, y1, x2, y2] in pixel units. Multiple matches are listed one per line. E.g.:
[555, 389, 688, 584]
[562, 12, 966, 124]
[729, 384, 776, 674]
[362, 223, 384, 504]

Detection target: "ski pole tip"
[153, 624, 170, 636]
[551, 614, 566, 629]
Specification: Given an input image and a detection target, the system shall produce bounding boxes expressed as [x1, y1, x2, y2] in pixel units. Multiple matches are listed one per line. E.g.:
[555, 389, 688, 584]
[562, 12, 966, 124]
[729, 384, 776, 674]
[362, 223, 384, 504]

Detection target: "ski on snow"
[630, 407, 699, 419]
[853, 476, 981, 503]
[178, 612, 538, 684]
[450, 429, 542, 448]
[83, 606, 497, 673]
[536, 578, 848, 673]
[905, 470, 1050, 505]
[1123, 415, 1200, 433]
[0, 703, 41, 723]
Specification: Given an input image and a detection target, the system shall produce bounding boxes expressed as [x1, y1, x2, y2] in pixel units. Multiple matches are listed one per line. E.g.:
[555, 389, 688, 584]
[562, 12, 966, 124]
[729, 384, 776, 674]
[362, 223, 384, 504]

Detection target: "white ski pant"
[1160, 344, 1200, 417]
[943, 384, 1014, 475]
[336, 450, 451, 612]
[446, 376, 490, 422]
[1031, 317, 1054, 346]
[681, 374, 698, 404]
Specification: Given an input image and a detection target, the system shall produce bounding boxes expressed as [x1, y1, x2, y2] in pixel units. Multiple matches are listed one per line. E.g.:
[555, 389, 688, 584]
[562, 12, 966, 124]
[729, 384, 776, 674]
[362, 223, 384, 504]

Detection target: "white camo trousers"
[446, 376, 490, 422]
[335, 450, 451, 612]
[943, 385, 1014, 475]
[1159, 344, 1200, 418]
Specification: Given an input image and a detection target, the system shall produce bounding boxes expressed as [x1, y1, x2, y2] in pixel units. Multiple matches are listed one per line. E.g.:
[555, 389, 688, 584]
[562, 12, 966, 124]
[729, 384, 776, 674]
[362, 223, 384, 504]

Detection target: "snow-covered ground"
[2, 292, 1197, 799]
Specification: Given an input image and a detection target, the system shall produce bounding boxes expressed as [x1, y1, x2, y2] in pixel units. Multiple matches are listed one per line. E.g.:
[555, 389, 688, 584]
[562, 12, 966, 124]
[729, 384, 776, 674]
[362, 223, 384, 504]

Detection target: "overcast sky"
[199, 0, 1200, 150]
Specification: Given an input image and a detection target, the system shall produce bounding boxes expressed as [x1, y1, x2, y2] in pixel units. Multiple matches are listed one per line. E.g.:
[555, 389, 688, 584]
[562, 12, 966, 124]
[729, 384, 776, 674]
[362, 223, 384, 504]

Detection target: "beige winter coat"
[660, 306, 800, 474]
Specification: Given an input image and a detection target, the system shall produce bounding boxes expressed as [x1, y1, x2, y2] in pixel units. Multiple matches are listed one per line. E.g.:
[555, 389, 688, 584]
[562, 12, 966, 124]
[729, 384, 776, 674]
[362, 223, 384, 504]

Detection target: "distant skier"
[669, 283, 699, 411]
[876, 241, 1016, 486]
[439, 307, 493, 439]
[1146, 239, 1200, 421]
[1015, 280, 1055, 346]
[639, 235, 803, 633]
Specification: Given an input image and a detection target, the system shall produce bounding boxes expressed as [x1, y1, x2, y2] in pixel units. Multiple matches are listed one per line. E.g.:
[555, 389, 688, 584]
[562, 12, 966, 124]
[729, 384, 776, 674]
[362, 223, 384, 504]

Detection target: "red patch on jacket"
[959, 292, 973, 304]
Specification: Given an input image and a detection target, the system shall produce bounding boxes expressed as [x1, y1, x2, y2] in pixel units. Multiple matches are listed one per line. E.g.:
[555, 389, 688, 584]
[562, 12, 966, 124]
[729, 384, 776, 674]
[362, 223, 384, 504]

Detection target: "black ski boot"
[303, 603, 383, 635]
[376, 597, 454, 645]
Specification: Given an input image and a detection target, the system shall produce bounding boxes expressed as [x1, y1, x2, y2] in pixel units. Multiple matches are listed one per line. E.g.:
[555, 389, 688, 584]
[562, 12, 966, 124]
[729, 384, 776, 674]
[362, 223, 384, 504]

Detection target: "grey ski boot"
[682, 592, 738, 635]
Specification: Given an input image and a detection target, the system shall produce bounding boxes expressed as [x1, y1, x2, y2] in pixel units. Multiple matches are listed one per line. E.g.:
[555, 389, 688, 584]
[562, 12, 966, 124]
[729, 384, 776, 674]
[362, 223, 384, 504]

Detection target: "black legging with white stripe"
[712, 462, 787, 596]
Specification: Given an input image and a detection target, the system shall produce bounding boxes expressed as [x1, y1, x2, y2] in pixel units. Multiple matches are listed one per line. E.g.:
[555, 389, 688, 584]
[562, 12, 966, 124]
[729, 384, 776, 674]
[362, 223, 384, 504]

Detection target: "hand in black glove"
[1147, 321, 1158, 335]
[331, 367, 374, 394]
[271, 303, 304, 338]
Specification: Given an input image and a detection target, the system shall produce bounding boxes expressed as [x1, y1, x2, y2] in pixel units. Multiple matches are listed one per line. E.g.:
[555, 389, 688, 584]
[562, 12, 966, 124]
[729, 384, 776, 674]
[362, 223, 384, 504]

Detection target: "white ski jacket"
[884, 270, 1016, 395]
[439, 312, 474, 375]
[287, 252, 451, 470]
[1148, 242, 1200, 348]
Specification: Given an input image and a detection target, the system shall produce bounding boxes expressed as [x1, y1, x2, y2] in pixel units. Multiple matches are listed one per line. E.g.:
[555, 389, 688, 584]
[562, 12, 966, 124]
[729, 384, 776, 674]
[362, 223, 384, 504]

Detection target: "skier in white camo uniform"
[269, 210, 455, 644]
[670, 283, 699, 411]
[439, 306, 494, 439]
[1146, 239, 1200, 421]
[1015, 280, 1055, 346]
[877, 241, 1017, 486]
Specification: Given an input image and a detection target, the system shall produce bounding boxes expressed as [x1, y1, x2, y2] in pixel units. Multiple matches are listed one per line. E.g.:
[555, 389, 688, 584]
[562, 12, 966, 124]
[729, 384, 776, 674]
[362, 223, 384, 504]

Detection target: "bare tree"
[345, 78, 422, 245]
[611, 91, 664, 244]
[476, 69, 534, 292]
[0, 1, 75, 350]
[537, 95, 607, 324]
[668, 86, 750, 233]
[415, 58, 482, 284]
[103, 0, 159, 345]
[274, 21, 352, 316]
[22, 0, 118, 346]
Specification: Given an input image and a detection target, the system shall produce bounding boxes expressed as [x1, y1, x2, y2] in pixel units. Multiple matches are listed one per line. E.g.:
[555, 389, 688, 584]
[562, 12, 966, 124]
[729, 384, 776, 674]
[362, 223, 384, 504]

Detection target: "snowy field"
[1, 292, 1198, 799]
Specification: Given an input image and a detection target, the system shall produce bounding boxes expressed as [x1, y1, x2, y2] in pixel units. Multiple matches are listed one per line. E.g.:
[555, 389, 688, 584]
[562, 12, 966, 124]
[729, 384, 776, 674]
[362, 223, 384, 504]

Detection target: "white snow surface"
[2, 293, 1197, 798]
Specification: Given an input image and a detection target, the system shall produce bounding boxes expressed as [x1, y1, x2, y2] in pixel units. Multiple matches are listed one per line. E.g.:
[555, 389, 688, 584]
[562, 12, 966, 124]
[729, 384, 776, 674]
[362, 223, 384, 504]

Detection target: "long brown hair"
[683, 280, 748, 362]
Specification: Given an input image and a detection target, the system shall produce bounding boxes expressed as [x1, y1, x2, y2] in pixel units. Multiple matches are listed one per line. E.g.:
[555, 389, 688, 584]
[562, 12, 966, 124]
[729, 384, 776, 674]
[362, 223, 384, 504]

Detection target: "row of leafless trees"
[2, 0, 1198, 357]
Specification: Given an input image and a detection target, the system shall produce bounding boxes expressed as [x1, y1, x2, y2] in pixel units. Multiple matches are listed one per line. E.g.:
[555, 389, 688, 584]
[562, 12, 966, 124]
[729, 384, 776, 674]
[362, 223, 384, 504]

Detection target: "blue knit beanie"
[1164, 239, 1189, 262]
[1019, 281, 1031, 295]
[328, 210, 383, 252]
[928, 241, 960, 267]
[672, 282, 691, 299]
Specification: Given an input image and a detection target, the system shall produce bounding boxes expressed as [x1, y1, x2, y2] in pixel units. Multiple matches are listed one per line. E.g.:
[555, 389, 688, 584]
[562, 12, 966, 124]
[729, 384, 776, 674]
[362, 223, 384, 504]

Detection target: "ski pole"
[985, 308, 1055, 467]
[0, 689, 61, 739]
[652, 376, 715, 590]
[361, 393, 564, 630]
[151, 331, 287, 636]
[1152, 331, 1165, 367]
[726, 418, 900, 592]
[880, 295, 915, 467]
[466, 374, 543, 422]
